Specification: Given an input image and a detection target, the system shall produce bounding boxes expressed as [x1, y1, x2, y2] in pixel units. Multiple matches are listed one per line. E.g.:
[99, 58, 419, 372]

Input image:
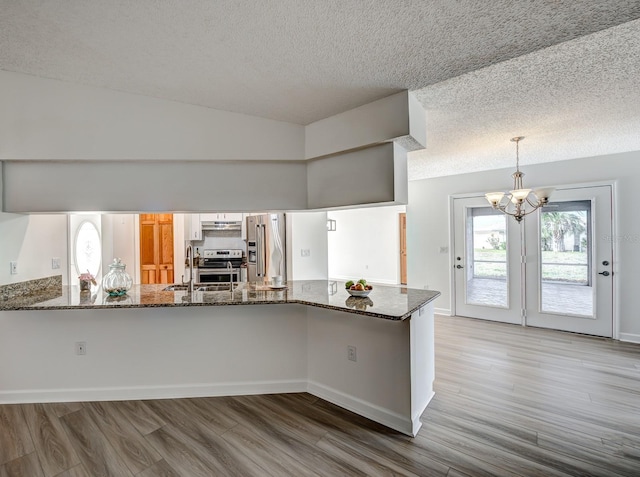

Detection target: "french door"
[453, 185, 614, 337]
[453, 196, 524, 324]
[524, 186, 613, 336]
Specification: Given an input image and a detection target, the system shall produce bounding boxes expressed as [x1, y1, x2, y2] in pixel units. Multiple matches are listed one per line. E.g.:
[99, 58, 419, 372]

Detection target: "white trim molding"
[434, 307, 452, 316]
[0, 380, 308, 405]
[307, 381, 414, 436]
[619, 333, 640, 344]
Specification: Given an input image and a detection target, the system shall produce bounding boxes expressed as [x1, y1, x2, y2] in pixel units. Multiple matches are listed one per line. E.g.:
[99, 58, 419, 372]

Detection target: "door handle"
[598, 271, 610, 276]
[456, 265, 464, 269]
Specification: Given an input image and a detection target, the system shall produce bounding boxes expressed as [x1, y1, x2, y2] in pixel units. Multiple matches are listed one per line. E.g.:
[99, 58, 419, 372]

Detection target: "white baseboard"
[0, 379, 308, 405]
[619, 333, 640, 344]
[307, 380, 413, 436]
[434, 307, 451, 316]
[411, 390, 435, 436]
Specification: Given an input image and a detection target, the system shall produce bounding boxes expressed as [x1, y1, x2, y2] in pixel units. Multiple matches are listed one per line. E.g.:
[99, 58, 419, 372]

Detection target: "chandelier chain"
[511, 136, 523, 173]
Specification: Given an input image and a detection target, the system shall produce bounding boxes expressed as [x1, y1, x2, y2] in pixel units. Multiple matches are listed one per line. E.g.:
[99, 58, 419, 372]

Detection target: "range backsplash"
[194, 230, 245, 253]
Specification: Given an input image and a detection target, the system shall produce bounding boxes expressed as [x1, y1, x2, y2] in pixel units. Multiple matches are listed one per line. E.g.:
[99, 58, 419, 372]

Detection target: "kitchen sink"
[196, 284, 233, 292]
[162, 285, 189, 291]
[163, 283, 234, 292]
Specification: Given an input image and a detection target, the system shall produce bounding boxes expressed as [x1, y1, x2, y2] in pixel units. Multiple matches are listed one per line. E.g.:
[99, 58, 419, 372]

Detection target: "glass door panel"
[539, 201, 593, 317]
[466, 208, 508, 308]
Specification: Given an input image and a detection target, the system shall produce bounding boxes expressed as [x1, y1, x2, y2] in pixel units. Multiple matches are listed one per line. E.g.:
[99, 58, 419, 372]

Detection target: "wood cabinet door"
[140, 214, 174, 284]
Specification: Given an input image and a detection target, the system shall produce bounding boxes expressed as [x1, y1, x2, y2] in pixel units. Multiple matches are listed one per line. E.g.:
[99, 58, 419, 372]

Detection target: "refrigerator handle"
[261, 223, 267, 277]
[255, 224, 261, 277]
[257, 224, 265, 277]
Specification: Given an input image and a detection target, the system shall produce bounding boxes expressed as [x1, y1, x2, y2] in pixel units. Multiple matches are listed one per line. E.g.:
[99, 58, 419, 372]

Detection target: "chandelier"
[485, 137, 553, 222]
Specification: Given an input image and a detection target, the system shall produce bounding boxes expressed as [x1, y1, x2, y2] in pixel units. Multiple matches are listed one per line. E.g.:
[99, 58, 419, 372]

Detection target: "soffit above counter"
[1, 91, 424, 213]
[2, 143, 406, 213]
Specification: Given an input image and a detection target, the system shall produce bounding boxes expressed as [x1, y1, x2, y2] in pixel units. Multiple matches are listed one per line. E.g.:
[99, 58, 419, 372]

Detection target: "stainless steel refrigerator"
[246, 213, 286, 283]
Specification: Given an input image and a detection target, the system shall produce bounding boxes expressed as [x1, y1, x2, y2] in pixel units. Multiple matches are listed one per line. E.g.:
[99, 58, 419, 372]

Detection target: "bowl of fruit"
[345, 279, 373, 297]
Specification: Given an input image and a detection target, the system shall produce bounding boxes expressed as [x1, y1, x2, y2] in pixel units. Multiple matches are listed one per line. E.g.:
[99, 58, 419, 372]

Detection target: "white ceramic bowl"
[346, 289, 371, 297]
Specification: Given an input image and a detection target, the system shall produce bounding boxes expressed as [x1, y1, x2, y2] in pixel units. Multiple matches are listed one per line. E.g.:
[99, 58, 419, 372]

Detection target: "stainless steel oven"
[195, 249, 243, 284]
[196, 268, 240, 284]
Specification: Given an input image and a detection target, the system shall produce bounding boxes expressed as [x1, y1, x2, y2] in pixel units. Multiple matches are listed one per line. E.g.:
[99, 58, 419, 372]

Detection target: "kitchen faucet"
[182, 245, 194, 293]
[227, 261, 234, 292]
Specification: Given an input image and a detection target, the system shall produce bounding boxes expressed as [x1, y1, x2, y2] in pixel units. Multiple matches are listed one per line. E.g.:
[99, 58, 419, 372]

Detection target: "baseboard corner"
[307, 380, 414, 436]
[619, 332, 640, 344]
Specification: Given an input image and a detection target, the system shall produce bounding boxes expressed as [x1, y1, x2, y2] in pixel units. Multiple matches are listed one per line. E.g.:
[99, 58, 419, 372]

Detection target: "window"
[74, 220, 101, 277]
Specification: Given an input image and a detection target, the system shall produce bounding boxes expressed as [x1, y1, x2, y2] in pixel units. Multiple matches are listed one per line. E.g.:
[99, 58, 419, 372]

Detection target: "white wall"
[3, 160, 310, 213]
[0, 305, 308, 402]
[305, 92, 412, 158]
[102, 214, 139, 285]
[407, 151, 640, 341]
[289, 212, 329, 280]
[0, 212, 68, 286]
[328, 205, 405, 284]
[307, 305, 412, 432]
[1, 71, 413, 214]
[0, 71, 304, 161]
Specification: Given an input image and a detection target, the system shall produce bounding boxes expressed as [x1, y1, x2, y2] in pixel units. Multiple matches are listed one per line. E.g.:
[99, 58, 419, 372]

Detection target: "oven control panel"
[202, 249, 243, 259]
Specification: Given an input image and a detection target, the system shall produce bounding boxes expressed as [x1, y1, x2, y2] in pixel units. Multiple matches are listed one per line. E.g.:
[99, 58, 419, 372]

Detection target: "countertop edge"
[0, 287, 441, 321]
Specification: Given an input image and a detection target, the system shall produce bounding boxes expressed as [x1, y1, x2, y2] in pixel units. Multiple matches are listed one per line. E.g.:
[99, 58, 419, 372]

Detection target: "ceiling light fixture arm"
[484, 136, 553, 222]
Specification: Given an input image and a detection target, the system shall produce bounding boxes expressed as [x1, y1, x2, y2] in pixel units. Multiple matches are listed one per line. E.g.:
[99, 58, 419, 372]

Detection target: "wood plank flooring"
[1, 315, 639, 476]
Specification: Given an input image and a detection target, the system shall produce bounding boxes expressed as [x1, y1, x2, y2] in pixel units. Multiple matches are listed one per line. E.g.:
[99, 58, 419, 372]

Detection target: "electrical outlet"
[75, 341, 86, 355]
[365, 264, 369, 270]
[347, 345, 357, 362]
[52, 257, 61, 269]
[10, 261, 18, 275]
[301, 249, 311, 257]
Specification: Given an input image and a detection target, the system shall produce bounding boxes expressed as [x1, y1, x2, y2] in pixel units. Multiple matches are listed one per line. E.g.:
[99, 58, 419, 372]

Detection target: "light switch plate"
[10, 261, 18, 275]
[52, 257, 61, 269]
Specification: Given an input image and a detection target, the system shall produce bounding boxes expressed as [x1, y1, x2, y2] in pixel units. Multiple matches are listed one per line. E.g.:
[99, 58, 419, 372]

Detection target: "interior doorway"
[453, 184, 614, 337]
[140, 214, 174, 284]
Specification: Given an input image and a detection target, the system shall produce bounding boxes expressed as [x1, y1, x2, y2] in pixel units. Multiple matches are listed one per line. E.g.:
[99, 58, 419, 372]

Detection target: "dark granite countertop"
[0, 280, 440, 321]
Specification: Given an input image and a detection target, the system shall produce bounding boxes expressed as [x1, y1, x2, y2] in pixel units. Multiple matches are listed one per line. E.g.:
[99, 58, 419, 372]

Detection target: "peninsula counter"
[0, 280, 440, 436]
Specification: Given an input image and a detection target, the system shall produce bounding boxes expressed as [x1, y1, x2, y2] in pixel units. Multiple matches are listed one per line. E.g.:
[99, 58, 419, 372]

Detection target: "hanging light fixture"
[485, 136, 554, 222]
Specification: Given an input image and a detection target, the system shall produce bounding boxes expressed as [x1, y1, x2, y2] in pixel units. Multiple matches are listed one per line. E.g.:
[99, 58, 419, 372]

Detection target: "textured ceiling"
[2, 0, 640, 125]
[2, 1, 640, 179]
[408, 19, 640, 180]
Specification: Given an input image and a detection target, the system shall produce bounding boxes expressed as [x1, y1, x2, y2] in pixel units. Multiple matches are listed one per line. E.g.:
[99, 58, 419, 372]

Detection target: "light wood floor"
[1, 315, 639, 476]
